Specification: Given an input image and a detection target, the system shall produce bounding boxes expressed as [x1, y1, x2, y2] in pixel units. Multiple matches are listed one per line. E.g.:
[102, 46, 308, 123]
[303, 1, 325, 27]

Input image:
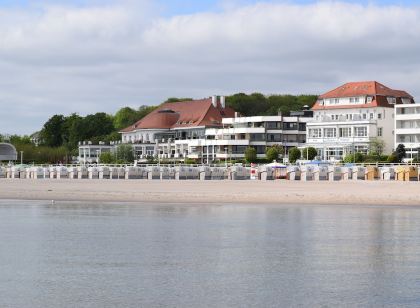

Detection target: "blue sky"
[0, 0, 419, 13]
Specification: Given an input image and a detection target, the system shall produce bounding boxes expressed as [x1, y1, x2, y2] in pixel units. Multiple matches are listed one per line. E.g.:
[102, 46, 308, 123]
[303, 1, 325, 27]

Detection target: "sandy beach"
[0, 179, 420, 205]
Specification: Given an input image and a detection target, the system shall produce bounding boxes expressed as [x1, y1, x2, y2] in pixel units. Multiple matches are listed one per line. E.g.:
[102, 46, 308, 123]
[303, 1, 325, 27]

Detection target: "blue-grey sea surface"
[0, 201, 420, 307]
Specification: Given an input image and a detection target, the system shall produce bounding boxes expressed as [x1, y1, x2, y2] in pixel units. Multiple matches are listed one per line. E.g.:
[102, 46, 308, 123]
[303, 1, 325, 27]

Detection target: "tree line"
[23, 93, 319, 151]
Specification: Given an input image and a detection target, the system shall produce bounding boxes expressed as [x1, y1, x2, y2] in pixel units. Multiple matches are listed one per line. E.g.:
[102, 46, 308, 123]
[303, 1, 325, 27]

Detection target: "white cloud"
[1, 1, 420, 134]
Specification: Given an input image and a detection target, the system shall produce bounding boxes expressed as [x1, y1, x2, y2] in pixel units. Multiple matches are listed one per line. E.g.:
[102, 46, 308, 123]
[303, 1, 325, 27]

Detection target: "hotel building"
[395, 103, 420, 159]
[203, 111, 312, 161]
[306, 81, 415, 160]
[77, 97, 312, 163]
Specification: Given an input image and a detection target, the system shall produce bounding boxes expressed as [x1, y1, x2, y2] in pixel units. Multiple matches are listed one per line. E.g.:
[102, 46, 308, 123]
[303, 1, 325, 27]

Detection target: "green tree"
[115, 144, 134, 163]
[301, 147, 317, 160]
[288, 147, 301, 163]
[226, 93, 269, 116]
[343, 152, 364, 163]
[40, 114, 65, 147]
[369, 137, 386, 156]
[99, 152, 115, 164]
[244, 146, 257, 163]
[62, 113, 84, 150]
[113, 107, 139, 130]
[266, 146, 280, 162]
[83, 112, 115, 138]
[165, 98, 193, 103]
[394, 144, 406, 163]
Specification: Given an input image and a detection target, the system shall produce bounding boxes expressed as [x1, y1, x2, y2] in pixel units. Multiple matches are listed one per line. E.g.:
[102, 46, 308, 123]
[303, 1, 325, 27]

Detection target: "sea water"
[1, 201, 420, 307]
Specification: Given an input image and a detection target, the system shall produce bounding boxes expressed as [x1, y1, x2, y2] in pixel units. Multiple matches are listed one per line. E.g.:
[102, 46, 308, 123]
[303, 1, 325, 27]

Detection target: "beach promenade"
[0, 179, 419, 206]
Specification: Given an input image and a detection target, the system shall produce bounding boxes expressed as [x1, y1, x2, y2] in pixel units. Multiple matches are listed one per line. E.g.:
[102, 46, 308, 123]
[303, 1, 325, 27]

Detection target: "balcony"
[395, 114, 420, 120]
[307, 136, 370, 144]
[310, 115, 375, 124]
[395, 128, 420, 135]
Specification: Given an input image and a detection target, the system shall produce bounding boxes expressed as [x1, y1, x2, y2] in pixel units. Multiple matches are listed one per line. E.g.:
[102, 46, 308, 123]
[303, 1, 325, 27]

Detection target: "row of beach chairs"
[1, 165, 419, 182]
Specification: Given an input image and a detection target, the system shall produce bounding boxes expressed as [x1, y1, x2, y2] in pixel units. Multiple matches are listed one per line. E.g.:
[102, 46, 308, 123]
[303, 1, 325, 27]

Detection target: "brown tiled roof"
[312, 81, 414, 110]
[121, 98, 235, 133]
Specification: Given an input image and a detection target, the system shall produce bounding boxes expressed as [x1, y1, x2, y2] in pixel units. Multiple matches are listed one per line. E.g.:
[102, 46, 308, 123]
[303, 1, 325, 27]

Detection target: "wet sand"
[0, 179, 419, 205]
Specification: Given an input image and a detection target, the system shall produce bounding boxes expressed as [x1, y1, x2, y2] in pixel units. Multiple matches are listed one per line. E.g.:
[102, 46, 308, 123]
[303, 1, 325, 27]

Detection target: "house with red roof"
[119, 96, 236, 161]
[306, 81, 415, 160]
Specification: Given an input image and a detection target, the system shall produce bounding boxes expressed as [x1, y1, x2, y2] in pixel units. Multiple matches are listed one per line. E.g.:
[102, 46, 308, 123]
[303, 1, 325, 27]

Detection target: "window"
[267, 134, 282, 142]
[377, 113, 382, 119]
[354, 126, 367, 137]
[354, 145, 368, 154]
[266, 122, 281, 129]
[299, 123, 306, 131]
[377, 127, 383, 137]
[339, 127, 352, 138]
[362, 113, 367, 120]
[324, 128, 336, 138]
[309, 128, 322, 138]
[387, 97, 396, 104]
[354, 97, 359, 103]
[370, 113, 374, 119]
[366, 96, 373, 103]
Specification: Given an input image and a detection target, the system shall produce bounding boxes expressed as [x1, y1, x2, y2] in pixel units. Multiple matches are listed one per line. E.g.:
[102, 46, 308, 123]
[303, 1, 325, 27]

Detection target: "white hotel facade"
[395, 103, 420, 159]
[306, 81, 415, 160]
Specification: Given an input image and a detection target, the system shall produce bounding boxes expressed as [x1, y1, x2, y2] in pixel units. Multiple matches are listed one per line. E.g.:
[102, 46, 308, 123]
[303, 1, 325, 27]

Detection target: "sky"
[1, 0, 420, 135]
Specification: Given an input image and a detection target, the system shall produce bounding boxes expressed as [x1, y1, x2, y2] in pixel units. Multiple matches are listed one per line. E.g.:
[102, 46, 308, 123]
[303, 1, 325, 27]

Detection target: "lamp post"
[155, 139, 160, 166]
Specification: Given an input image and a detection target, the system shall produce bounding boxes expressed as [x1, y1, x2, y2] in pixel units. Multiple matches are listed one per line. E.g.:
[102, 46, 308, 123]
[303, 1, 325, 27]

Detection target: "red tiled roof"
[312, 81, 414, 110]
[319, 81, 412, 99]
[120, 98, 235, 133]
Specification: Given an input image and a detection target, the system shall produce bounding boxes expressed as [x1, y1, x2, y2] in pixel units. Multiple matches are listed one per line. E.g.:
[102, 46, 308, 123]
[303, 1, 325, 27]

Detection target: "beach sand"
[0, 179, 419, 205]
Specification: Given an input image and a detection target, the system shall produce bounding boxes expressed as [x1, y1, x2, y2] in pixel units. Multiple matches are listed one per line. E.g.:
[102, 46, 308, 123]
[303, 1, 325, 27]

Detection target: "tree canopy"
[226, 93, 317, 116]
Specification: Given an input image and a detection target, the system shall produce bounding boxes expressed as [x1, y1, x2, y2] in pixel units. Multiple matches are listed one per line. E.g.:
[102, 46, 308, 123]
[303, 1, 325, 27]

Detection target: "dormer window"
[387, 97, 396, 104]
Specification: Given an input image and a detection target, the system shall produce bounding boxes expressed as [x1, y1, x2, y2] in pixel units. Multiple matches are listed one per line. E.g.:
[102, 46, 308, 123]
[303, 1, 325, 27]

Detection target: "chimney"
[211, 95, 217, 108]
[220, 96, 226, 109]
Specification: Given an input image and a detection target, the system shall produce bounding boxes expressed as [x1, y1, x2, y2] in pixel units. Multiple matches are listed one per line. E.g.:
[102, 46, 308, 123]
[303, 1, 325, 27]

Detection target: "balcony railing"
[311, 115, 375, 123]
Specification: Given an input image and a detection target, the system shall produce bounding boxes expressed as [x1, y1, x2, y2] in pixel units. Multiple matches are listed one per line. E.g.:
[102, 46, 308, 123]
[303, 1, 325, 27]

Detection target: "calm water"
[1, 201, 420, 307]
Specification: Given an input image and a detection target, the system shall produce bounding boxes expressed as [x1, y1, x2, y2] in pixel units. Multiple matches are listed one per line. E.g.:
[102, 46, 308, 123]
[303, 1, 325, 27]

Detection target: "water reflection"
[0, 201, 420, 307]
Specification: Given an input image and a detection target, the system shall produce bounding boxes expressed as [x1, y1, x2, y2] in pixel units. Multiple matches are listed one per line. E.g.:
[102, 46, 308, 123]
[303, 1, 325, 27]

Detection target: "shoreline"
[1, 179, 420, 206]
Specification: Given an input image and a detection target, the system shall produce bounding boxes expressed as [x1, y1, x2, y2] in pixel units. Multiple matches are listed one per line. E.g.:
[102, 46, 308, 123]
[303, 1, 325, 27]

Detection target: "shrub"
[244, 146, 257, 163]
[394, 144, 406, 163]
[387, 154, 399, 163]
[301, 147, 317, 160]
[343, 152, 364, 163]
[184, 158, 197, 164]
[288, 147, 301, 163]
[99, 152, 115, 164]
[265, 147, 279, 162]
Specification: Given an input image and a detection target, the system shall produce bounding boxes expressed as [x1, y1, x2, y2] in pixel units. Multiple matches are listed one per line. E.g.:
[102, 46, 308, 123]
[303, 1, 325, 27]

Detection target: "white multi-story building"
[306, 81, 415, 160]
[395, 103, 420, 159]
[202, 112, 312, 162]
